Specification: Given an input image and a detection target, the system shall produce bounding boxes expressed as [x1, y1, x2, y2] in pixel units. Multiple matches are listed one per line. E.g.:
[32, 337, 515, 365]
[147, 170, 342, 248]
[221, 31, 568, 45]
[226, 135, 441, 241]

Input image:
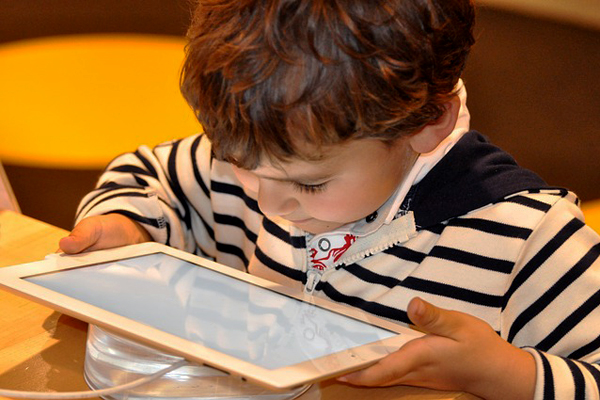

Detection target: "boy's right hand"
[59, 214, 152, 254]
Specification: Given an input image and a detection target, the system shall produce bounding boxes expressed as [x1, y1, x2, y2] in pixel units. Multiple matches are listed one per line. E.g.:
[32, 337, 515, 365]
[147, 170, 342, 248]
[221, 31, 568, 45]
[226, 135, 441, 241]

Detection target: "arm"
[501, 194, 600, 399]
[342, 193, 600, 399]
[60, 134, 216, 254]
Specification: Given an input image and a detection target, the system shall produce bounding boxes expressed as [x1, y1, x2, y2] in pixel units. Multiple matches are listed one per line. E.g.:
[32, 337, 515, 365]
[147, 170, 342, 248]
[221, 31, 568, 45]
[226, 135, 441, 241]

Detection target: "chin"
[297, 221, 344, 235]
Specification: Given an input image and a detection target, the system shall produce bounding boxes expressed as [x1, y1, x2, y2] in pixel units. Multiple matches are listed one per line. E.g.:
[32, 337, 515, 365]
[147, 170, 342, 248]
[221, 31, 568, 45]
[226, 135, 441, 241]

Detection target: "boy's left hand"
[338, 297, 536, 400]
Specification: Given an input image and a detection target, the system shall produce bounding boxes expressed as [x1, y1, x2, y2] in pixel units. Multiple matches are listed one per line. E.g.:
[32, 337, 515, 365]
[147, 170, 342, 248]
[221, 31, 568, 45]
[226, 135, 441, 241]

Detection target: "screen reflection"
[27, 253, 395, 369]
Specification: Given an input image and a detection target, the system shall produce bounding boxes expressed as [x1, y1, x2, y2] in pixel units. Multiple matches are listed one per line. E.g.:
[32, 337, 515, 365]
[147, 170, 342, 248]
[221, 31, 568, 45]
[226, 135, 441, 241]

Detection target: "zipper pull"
[304, 269, 322, 295]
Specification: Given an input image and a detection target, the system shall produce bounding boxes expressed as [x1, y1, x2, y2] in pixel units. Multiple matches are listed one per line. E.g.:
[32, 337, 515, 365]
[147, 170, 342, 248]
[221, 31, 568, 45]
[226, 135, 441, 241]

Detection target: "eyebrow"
[252, 171, 333, 184]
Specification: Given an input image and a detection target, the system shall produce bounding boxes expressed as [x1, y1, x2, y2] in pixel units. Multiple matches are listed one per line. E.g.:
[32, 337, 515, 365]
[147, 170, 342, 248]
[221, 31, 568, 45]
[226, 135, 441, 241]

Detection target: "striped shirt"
[77, 131, 600, 399]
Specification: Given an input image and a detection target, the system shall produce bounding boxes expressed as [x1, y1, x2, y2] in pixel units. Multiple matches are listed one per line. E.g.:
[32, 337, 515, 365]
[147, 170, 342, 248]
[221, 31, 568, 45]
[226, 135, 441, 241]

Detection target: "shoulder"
[450, 189, 581, 239]
[430, 189, 583, 273]
[410, 131, 551, 229]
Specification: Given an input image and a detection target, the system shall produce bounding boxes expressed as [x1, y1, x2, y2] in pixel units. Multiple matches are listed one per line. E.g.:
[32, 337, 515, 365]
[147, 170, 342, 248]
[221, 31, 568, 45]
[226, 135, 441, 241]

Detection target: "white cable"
[0, 359, 188, 399]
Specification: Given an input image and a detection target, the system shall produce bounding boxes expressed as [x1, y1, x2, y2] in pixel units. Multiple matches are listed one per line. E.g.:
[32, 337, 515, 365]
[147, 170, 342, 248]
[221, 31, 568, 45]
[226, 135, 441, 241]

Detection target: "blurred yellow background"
[0, 34, 200, 168]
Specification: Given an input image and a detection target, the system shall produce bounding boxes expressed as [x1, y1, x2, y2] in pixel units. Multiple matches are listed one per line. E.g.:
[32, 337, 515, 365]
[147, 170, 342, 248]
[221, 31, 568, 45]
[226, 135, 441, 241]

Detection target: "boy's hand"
[339, 297, 536, 400]
[59, 214, 152, 254]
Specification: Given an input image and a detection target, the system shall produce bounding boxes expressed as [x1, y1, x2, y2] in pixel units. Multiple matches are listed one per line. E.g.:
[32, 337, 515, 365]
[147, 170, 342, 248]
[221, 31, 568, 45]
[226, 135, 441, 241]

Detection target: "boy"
[59, 0, 600, 399]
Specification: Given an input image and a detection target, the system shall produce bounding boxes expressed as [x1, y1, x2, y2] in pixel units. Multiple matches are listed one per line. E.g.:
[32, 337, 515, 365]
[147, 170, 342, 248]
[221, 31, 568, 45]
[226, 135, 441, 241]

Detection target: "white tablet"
[0, 242, 422, 390]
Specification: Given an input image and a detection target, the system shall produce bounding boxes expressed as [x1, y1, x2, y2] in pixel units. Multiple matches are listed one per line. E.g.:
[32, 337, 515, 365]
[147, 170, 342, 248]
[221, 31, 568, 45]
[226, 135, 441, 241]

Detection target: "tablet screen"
[26, 252, 396, 369]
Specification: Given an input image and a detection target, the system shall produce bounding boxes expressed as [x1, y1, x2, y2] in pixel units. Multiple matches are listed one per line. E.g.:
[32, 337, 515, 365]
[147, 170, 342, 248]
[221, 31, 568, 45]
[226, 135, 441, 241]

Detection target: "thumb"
[407, 297, 464, 338]
[59, 219, 101, 254]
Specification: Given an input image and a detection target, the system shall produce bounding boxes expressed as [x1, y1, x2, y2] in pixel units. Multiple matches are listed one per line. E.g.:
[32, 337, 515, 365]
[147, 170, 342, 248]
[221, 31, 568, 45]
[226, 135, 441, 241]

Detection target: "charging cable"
[0, 359, 188, 399]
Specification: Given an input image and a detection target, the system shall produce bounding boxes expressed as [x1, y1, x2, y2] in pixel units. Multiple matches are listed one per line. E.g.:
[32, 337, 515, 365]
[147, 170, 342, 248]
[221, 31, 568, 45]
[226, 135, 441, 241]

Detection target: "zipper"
[304, 269, 323, 295]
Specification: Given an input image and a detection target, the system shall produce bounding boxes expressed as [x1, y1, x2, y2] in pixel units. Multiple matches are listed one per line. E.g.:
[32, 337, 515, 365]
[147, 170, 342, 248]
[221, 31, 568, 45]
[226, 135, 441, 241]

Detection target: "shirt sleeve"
[503, 193, 600, 399]
[75, 133, 216, 255]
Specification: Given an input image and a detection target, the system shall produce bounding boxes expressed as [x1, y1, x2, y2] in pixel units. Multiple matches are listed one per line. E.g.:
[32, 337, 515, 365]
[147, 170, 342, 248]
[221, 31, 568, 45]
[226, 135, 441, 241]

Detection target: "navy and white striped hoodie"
[76, 130, 600, 400]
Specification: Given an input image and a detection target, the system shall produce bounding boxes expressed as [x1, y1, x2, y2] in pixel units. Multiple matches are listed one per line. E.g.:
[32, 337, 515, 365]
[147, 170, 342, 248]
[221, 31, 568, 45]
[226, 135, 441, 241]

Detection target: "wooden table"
[0, 210, 477, 400]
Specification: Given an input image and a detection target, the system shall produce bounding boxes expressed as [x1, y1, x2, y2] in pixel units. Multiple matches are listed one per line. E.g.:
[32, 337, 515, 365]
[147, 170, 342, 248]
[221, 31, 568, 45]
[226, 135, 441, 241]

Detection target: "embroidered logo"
[309, 234, 357, 271]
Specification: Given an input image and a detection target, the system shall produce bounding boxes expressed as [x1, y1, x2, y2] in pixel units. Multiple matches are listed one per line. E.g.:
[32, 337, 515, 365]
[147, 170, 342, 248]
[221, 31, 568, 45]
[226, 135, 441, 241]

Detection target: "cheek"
[307, 168, 403, 223]
[303, 185, 380, 222]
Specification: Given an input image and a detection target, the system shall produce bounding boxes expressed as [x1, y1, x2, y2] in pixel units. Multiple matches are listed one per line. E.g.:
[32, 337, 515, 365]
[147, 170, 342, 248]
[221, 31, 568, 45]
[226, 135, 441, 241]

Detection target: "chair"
[0, 34, 201, 228]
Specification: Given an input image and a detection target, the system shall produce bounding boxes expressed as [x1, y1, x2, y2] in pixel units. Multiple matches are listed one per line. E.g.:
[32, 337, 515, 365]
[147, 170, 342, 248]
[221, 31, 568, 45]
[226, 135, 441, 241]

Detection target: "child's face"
[232, 138, 418, 234]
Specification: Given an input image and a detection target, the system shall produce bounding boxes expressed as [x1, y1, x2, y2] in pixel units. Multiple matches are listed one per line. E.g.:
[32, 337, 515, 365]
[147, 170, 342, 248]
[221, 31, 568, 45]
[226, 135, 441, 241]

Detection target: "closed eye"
[292, 181, 328, 194]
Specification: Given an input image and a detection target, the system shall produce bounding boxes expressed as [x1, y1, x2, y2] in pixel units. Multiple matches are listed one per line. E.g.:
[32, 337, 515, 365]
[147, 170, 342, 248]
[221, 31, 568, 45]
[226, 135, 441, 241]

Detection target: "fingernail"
[412, 297, 426, 318]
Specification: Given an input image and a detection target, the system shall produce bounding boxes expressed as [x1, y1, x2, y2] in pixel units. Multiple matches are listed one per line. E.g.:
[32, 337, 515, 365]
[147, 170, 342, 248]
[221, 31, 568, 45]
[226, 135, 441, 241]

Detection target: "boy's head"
[181, 0, 475, 170]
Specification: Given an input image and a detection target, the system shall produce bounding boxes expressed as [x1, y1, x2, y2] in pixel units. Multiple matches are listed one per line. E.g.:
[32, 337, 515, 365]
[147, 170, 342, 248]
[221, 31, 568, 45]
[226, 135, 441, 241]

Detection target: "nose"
[257, 179, 298, 217]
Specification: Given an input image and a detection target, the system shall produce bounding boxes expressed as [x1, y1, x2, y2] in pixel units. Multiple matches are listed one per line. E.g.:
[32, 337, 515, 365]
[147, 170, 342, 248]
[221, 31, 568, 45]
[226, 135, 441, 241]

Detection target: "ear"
[408, 95, 461, 154]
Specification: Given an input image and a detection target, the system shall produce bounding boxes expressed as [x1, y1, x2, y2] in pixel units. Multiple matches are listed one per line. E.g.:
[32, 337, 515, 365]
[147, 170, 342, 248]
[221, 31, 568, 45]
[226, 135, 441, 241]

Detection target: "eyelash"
[292, 182, 328, 194]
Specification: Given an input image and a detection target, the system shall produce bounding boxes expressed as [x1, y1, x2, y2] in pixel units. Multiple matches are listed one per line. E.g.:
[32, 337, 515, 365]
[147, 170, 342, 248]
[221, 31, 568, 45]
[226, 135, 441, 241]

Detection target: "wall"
[1, 1, 599, 228]
[477, 0, 600, 30]
[462, 5, 600, 201]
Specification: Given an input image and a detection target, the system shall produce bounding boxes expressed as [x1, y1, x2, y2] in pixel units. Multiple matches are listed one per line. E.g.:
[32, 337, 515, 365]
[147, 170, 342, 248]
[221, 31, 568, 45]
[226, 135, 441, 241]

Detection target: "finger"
[58, 235, 88, 254]
[338, 352, 413, 387]
[58, 219, 101, 254]
[407, 297, 466, 338]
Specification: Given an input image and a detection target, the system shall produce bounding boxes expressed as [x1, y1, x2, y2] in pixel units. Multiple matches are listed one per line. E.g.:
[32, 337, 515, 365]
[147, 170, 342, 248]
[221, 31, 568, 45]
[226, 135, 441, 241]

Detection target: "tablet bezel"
[0, 242, 423, 389]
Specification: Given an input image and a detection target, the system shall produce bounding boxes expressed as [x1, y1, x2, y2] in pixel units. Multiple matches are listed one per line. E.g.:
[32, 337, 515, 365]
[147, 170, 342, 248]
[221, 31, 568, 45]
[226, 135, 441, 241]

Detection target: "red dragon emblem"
[309, 234, 357, 270]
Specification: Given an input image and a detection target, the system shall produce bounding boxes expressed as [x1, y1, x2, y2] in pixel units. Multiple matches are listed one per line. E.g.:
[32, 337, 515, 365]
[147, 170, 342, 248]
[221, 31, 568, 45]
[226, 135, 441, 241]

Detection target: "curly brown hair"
[181, 0, 475, 169]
